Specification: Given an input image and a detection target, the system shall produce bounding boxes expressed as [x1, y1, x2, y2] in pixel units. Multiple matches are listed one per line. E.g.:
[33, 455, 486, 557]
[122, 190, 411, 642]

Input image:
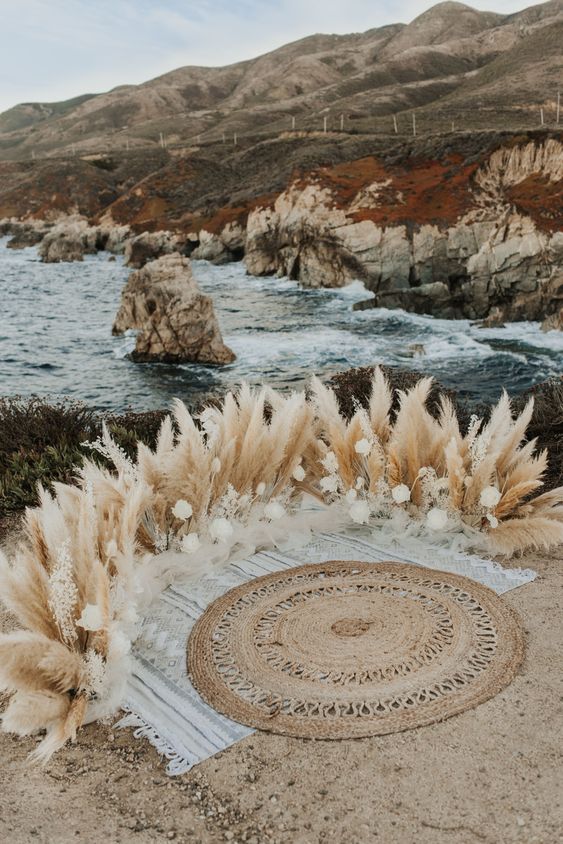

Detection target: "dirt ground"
[1, 516, 561, 844]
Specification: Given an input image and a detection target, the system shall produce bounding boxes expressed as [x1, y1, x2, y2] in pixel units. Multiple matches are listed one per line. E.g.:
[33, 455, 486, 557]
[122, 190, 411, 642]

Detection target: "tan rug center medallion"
[187, 562, 524, 739]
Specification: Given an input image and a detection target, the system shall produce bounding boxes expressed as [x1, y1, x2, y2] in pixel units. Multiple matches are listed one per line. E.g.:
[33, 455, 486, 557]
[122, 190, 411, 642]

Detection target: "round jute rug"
[187, 562, 524, 739]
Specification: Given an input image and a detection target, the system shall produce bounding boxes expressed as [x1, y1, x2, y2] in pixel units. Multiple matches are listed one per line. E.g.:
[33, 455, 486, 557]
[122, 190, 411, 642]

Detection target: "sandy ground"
[1, 514, 562, 844]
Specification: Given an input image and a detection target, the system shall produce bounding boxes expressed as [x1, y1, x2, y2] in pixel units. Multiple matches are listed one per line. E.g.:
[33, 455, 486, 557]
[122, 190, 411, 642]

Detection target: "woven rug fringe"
[115, 707, 193, 776]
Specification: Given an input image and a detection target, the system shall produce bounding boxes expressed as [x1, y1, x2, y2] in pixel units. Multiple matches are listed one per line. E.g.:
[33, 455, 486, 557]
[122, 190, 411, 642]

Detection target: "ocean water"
[0, 239, 561, 411]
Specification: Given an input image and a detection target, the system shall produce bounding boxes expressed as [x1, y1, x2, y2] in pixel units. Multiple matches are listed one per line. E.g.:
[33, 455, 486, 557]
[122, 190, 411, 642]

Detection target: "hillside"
[0, 1, 562, 160]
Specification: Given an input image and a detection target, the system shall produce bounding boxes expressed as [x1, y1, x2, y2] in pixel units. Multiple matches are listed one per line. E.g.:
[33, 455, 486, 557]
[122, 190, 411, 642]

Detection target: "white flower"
[263, 501, 286, 520]
[486, 513, 499, 529]
[320, 475, 339, 493]
[345, 489, 357, 503]
[172, 499, 193, 520]
[322, 451, 339, 474]
[426, 508, 448, 531]
[211, 457, 221, 474]
[256, 482, 266, 496]
[354, 438, 371, 456]
[349, 500, 371, 525]
[355, 476, 365, 490]
[209, 517, 234, 543]
[76, 603, 104, 631]
[391, 484, 411, 504]
[479, 486, 501, 509]
[181, 532, 201, 554]
[292, 464, 306, 482]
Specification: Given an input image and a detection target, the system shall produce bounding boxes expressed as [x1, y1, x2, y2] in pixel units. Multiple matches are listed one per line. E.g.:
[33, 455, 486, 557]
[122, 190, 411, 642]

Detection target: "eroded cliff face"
[238, 139, 563, 321]
[2, 133, 561, 323]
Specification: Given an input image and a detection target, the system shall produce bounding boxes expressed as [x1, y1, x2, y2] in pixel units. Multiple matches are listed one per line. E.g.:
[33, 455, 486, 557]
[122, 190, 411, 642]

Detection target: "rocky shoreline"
[1, 131, 562, 331]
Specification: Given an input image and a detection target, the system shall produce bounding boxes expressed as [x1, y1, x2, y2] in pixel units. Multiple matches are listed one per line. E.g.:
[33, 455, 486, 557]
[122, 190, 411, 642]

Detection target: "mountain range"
[0, 0, 562, 160]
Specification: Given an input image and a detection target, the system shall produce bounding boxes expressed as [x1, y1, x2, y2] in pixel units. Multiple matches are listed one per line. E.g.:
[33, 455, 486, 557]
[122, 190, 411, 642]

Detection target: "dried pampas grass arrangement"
[1, 374, 561, 761]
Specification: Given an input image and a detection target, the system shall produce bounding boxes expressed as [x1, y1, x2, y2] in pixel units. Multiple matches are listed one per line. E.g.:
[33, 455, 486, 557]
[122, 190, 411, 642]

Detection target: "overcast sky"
[0, 0, 536, 114]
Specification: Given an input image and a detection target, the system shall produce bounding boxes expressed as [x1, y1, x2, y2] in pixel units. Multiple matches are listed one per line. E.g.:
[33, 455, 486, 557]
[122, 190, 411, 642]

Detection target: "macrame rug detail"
[188, 562, 524, 738]
[120, 530, 535, 774]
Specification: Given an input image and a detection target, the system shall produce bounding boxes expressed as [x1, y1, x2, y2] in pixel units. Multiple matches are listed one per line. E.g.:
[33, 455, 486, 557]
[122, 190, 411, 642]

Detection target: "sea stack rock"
[112, 253, 235, 365]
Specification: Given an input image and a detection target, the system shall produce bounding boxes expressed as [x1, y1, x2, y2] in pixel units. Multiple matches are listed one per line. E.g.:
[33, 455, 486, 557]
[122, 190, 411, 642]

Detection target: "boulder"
[6, 222, 49, 249]
[542, 309, 563, 332]
[190, 223, 245, 264]
[39, 218, 98, 263]
[112, 253, 235, 365]
[124, 231, 182, 268]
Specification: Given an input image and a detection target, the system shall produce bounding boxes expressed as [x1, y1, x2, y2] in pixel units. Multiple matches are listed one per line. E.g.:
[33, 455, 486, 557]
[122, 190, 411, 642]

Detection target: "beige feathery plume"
[494, 480, 544, 519]
[0, 549, 59, 639]
[368, 366, 393, 442]
[488, 516, 563, 555]
[1, 691, 70, 737]
[29, 692, 88, 764]
[0, 631, 83, 695]
[496, 397, 535, 475]
[516, 486, 563, 519]
[445, 436, 466, 510]
[387, 378, 436, 501]
[387, 446, 403, 487]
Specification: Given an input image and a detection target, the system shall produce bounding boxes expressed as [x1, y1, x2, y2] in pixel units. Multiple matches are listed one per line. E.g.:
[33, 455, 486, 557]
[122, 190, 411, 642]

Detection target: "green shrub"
[0, 397, 168, 515]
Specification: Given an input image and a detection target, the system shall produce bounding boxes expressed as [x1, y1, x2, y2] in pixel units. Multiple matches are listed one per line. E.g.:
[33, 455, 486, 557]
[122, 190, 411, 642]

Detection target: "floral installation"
[0, 374, 561, 761]
[308, 372, 563, 554]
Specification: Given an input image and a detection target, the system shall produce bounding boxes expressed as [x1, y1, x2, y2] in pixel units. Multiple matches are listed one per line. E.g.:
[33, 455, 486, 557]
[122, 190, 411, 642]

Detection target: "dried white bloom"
[48, 540, 78, 646]
[486, 513, 499, 529]
[292, 464, 306, 482]
[172, 499, 193, 520]
[76, 603, 104, 632]
[211, 457, 221, 474]
[256, 482, 266, 496]
[426, 508, 448, 531]
[479, 486, 501, 509]
[355, 477, 365, 490]
[209, 517, 234, 543]
[322, 451, 339, 474]
[83, 649, 106, 698]
[181, 533, 201, 554]
[345, 489, 357, 503]
[354, 438, 371, 456]
[349, 500, 371, 525]
[263, 501, 286, 520]
[470, 429, 491, 472]
[391, 484, 411, 504]
[320, 475, 339, 493]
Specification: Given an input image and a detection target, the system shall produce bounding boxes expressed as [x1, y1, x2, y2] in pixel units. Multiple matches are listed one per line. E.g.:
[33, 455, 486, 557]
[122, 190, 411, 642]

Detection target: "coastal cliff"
[243, 139, 563, 321]
[2, 131, 562, 324]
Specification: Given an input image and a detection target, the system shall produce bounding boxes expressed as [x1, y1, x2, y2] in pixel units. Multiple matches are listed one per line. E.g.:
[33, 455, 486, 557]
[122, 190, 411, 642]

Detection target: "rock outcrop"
[38, 217, 130, 262]
[5, 221, 49, 249]
[190, 223, 245, 264]
[124, 231, 182, 268]
[112, 253, 235, 364]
